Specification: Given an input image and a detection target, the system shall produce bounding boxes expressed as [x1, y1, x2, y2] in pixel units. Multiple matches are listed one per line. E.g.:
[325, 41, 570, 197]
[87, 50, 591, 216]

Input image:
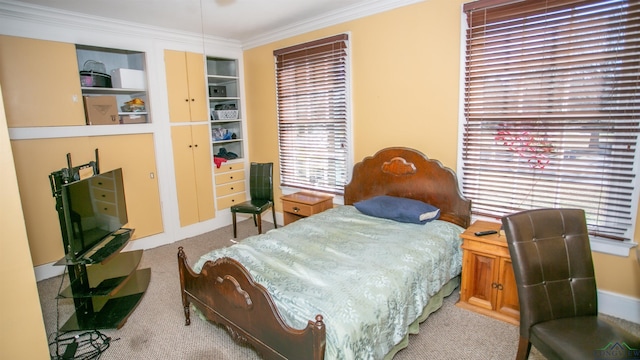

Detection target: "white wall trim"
[0, 0, 241, 50]
[241, 0, 425, 49]
[599, 289, 640, 325]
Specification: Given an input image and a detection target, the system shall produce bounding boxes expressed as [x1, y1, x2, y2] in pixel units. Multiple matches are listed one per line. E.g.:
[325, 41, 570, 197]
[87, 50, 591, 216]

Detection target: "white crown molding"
[0, 0, 424, 50]
[241, 0, 426, 49]
[0, 0, 241, 50]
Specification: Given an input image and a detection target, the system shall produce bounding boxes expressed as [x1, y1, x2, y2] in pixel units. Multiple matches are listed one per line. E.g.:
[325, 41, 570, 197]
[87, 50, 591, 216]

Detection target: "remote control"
[474, 230, 498, 236]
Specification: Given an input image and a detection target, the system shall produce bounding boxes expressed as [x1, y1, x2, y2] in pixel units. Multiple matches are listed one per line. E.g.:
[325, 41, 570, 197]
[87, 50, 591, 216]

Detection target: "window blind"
[274, 34, 349, 194]
[462, 0, 640, 241]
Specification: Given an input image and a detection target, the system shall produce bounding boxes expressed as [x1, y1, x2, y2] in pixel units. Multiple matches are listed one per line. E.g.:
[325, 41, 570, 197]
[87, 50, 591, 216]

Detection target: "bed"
[177, 147, 471, 359]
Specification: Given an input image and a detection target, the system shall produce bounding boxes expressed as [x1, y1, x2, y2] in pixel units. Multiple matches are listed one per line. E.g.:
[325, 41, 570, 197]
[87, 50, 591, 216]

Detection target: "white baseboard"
[598, 289, 640, 324]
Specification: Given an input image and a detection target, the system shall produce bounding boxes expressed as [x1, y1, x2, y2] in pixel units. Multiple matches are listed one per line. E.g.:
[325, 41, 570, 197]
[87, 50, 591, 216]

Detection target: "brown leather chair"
[501, 208, 640, 360]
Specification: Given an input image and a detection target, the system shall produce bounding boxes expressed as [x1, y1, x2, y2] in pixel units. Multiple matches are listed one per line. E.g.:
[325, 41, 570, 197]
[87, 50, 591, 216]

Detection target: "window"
[461, 0, 640, 241]
[274, 34, 350, 195]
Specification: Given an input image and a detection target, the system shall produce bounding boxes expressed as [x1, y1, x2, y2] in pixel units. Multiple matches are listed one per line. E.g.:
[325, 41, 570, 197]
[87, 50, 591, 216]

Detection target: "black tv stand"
[50, 150, 150, 331]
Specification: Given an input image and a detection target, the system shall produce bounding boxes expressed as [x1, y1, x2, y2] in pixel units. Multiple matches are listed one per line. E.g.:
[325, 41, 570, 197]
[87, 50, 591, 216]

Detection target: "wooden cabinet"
[0, 36, 151, 127]
[457, 220, 520, 325]
[0, 35, 85, 127]
[171, 124, 215, 227]
[214, 162, 246, 210]
[281, 192, 333, 225]
[164, 50, 208, 122]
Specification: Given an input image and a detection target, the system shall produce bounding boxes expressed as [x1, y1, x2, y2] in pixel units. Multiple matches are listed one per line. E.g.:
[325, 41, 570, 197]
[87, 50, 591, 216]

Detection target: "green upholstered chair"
[230, 162, 277, 238]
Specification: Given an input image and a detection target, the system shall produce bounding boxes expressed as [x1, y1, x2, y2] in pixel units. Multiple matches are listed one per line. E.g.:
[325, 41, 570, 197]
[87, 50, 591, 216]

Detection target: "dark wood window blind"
[462, 0, 640, 241]
[274, 34, 349, 194]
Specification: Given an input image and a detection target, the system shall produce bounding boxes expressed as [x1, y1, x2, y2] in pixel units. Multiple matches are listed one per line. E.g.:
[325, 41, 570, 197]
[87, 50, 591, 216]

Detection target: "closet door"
[171, 124, 214, 226]
[164, 50, 208, 122]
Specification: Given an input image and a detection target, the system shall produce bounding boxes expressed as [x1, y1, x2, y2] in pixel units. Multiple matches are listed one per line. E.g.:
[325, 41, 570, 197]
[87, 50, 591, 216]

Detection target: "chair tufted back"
[249, 162, 274, 201]
[501, 208, 598, 338]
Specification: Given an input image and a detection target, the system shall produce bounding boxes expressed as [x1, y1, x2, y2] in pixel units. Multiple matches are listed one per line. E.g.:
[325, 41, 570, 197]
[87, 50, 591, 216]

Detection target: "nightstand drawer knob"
[293, 207, 300, 213]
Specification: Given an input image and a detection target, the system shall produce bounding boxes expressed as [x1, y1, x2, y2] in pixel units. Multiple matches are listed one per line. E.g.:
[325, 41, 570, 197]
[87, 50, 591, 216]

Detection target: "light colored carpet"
[37, 219, 639, 359]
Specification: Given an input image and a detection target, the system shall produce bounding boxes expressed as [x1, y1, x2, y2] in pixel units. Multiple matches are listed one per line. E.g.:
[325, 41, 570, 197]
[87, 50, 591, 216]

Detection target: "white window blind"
[462, 0, 640, 241]
[274, 34, 349, 194]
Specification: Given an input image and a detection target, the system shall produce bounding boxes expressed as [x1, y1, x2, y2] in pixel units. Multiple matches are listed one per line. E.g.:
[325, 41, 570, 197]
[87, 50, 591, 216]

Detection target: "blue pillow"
[353, 195, 440, 224]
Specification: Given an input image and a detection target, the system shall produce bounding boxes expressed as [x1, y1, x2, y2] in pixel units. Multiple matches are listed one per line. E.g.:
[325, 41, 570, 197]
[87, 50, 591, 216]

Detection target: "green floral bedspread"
[194, 205, 463, 360]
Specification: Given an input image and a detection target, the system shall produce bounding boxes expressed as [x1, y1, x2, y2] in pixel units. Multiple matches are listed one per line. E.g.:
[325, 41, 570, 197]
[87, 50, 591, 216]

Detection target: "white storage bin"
[111, 68, 146, 89]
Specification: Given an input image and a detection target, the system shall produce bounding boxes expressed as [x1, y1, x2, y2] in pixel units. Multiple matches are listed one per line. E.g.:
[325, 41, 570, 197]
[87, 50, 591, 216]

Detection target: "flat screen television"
[61, 168, 128, 259]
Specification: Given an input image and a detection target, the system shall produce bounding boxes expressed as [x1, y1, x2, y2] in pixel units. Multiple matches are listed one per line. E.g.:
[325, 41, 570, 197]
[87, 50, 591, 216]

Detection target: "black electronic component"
[474, 230, 498, 237]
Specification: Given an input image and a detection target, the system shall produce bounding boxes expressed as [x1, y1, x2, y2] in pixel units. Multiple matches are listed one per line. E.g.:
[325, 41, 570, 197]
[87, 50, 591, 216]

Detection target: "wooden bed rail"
[177, 247, 326, 360]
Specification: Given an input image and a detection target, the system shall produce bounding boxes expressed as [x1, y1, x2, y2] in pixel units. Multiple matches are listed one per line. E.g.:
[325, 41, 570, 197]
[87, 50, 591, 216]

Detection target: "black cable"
[50, 330, 115, 360]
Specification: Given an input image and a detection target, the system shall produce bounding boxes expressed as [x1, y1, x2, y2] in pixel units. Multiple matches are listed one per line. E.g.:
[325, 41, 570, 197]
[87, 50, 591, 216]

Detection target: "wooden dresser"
[214, 162, 246, 210]
[457, 220, 520, 325]
[281, 192, 333, 225]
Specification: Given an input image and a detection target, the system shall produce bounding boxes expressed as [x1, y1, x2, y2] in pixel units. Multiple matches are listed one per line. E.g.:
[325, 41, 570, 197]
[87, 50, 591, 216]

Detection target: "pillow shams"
[353, 195, 440, 224]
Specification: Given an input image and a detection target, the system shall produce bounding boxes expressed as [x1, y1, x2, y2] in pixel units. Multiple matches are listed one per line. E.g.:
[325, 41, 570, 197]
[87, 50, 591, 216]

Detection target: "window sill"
[590, 236, 637, 257]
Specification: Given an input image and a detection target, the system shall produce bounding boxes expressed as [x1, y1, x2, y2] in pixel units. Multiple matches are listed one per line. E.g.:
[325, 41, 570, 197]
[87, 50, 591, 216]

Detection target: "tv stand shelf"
[58, 249, 145, 298]
[54, 228, 133, 266]
[54, 232, 150, 331]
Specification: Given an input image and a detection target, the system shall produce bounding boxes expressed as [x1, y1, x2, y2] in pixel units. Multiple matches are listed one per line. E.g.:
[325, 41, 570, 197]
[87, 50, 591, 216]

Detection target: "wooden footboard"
[177, 247, 326, 360]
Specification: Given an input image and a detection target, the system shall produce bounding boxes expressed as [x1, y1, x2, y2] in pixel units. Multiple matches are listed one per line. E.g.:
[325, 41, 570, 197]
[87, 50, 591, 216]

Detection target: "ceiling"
[9, 0, 419, 45]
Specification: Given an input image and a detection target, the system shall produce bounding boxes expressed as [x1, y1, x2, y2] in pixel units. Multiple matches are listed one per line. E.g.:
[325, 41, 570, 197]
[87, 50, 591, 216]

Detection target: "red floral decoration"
[495, 130, 554, 169]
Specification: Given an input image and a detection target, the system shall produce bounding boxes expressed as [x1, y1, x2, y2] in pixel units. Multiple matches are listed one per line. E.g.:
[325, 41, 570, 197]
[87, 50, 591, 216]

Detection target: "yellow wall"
[11, 134, 164, 266]
[243, 0, 640, 299]
[0, 85, 49, 358]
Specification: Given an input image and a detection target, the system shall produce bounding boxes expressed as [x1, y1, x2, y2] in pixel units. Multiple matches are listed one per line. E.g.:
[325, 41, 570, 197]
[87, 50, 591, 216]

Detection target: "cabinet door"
[171, 125, 215, 227]
[0, 35, 85, 127]
[164, 50, 207, 122]
[185, 52, 208, 121]
[495, 257, 520, 320]
[461, 250, 498, 311]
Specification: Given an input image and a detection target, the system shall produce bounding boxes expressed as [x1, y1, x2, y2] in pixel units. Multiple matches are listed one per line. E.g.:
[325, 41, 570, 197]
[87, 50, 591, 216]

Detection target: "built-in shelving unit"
[76, 45, 149, 124]
[207, 57, 244, 159]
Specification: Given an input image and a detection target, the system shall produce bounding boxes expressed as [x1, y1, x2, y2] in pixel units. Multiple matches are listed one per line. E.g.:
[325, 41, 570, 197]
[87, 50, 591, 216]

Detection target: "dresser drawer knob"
[293, 207, 300, 213]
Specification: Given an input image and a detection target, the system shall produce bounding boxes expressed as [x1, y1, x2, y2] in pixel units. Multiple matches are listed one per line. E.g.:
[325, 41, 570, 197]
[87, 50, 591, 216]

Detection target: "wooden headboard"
[344, 147, 471, 228]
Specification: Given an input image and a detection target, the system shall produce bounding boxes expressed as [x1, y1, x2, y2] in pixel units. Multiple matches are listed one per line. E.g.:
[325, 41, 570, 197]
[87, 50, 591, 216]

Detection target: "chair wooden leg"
[272, 206, 277, 228]
[257, 214, 262, 234]
[232, 212, 237, 238]
[253, 214, 257, 227]
[515, 336, 532, 360]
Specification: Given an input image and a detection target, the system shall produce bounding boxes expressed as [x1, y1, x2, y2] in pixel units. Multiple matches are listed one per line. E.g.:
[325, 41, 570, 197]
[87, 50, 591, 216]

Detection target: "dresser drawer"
[217, 193, 246, 210]
[282, 201, 315, 217]
[214, 162, 244, 174]
[216, 181, 245, 197]
[215, 170, 244, 185]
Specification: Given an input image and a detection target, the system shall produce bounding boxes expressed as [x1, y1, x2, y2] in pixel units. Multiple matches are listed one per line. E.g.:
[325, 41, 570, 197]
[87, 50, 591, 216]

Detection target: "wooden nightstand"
[456, 220, 520, 325]
[281, 192, 333, 225]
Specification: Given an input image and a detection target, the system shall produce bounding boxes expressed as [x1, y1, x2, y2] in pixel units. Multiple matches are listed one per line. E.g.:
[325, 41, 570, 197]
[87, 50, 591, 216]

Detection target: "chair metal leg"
[232, 212, 237, 238]
[515, 336, 532, 360]
[272, 206, 277, 228]
[257, 214, 262, 234]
